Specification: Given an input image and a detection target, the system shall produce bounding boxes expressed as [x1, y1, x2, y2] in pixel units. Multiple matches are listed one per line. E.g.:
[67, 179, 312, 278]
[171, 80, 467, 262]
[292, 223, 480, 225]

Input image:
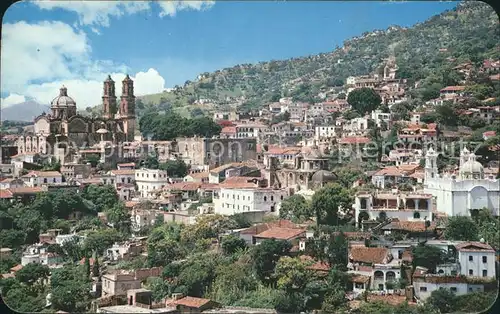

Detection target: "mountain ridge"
[138, 1, 499, 115]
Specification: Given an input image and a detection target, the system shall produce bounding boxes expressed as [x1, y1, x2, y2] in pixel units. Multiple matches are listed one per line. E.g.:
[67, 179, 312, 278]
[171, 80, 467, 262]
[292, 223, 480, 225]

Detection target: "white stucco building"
[135, 168, 170, 198]
[424, 147, 500, 217]
[213, 187, 287, 216]
[354, 191, 433, 227]
[21, 170, 63, 187]
[315, 125, 337, 140]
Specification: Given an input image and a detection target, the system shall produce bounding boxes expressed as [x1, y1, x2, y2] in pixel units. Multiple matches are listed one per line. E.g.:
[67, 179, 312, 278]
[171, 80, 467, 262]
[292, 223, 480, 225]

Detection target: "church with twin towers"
[17, 75, 137, 156]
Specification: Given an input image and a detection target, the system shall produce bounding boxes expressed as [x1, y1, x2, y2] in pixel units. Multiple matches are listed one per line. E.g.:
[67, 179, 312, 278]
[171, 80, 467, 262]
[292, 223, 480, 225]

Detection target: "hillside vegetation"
[138, 1, 499, 116]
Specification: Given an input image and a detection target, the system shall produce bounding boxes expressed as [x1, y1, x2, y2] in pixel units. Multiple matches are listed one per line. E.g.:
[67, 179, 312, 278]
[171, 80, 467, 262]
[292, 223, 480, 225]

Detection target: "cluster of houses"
[0, 56, 499, 310]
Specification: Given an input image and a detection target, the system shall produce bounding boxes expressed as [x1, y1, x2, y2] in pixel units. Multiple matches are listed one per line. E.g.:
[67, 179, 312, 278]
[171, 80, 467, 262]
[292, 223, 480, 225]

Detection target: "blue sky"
[1, 1, 459, 107]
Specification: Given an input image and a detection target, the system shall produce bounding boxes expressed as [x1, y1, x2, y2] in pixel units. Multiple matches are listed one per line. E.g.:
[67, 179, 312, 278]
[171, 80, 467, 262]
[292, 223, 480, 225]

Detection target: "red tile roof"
[0, 189, 13, 199]
[171, 296, 213, 308]
[221, 126, 237, 134]
[349, 247, 389, 264]
[10, 264, 23, 272]
[440, 86, 466, 92]
[351, 274, 370, 284]
[22, 170, 62, 178]
[8, 187, 45, 195]
[110, 169, 135, 175]
[117, 162, 135, 167]
[338, 137, 370, 144]
[254, 227, 306, 240]
[456, 242, 495, 252]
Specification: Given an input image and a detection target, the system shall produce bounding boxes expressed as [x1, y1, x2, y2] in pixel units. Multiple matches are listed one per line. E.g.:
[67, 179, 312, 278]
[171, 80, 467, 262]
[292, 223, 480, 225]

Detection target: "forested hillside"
[139, 1, 499, 115]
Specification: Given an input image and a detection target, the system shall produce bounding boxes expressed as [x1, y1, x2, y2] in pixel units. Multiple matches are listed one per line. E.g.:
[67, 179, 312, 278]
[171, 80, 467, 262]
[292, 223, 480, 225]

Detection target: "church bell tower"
[102, 75, 117, 119]
[120, 75, 136, 142]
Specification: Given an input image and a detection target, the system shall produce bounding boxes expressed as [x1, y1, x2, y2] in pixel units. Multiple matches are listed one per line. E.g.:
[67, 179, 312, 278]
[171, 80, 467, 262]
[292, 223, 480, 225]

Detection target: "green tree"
[252, 239, 292, 284]
[311, 183, 352, 226]
[221, 235, 247, 255]
[15, 263, 50, 287]
[159, 159, 189, 177]
[83, 256, 91, 279]
[83, 228, 124, 255]
[443, 216, 479, 241]
[411, 244, 447, 273]
[278, 194, 311, 222]
[105, 203, 131, 234]
[208, 262, 258, 305]
[50, 265, 92, 312]
[274, 256, 312, 292]
[347, 87, 382, 115]
[82, 185, 119, 212]
[425, 288, 456, 313]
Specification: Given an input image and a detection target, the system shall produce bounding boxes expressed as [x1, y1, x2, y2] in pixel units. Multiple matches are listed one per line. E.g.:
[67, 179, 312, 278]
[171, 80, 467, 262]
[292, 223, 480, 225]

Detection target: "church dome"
[311, 170, 337, 184]
[51, 86, 76, 107]
[459, 158, 484, 176]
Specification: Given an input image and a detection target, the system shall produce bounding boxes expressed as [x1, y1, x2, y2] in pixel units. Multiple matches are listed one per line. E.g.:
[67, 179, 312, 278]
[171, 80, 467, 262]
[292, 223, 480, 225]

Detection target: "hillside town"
[1, 3, 499, 314]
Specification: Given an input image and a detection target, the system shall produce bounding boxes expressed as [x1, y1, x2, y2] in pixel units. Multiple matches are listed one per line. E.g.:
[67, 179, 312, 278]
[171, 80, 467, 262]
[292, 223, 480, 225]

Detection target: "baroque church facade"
[17, 75, 136, 156]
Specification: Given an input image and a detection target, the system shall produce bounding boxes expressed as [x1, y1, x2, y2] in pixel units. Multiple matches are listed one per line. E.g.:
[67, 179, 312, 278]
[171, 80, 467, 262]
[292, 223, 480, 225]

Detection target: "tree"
[146, 277, 172, 302]
[443, 216, 479, 241]
[425, 288, 456, 313]
[15, 263, 50, 287]
[147, 223, 185, 267]
[411, 244, 447, 273]
[50, 265, 92, 312]
[274, 256, 312, 292]
[278, 194, 311, 222]
[105, 203, 131, 234]
[221, 235, 247, 255]
[341, 109, 361, 120]
[92, 257, 100, 277]
[251, 239, 292, 284]
[159, 159, 189, 178]
[81, 185, 118, 212]
[83, 256, 91, 279]
[311, 183, 352, 226]
[473, 208, 500, 249]
[275, 291, 306, 314]
[208, 263, 258, 305]
[347, 87, 382, 115]
[83, 228, 124, 255]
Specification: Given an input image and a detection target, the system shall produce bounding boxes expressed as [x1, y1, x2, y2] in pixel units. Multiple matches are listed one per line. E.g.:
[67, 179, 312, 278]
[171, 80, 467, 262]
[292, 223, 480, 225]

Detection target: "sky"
[1, 0, 460, 109]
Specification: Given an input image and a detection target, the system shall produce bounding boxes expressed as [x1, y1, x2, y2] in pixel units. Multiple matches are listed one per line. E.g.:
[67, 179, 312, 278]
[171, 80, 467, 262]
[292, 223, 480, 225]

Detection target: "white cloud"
[158, 1, 215, 17]
[1, 94, 26, 108]
[1, 21, 91, 93]
[1, 20, 166, 109]
[21, 68, 166, 108]
[33, 0, 150, 28]
[33, 1, 216, 27]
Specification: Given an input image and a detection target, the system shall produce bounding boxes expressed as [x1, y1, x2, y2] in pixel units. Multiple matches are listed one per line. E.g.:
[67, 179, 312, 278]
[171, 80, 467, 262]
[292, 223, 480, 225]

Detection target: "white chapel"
[424, 147, 499, 217]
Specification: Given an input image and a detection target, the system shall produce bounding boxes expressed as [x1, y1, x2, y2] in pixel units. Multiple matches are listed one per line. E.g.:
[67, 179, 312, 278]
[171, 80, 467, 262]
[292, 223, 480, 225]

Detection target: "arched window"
[264, 196, 267, 202]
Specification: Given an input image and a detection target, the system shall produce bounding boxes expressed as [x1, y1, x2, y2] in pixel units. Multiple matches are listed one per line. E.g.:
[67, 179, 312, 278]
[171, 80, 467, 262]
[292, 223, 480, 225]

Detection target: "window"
[271, 196, 274, 201]
[450, 287, 457, 293]
[264, 196, 267, 202]
[469, 269, 473, 276]
[482, 256, 487, 263]
[482, 270, 487, 277]
[281, 195, 284, 200]
[469, 256, 473, 261]
[419, 287, 427, 292]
